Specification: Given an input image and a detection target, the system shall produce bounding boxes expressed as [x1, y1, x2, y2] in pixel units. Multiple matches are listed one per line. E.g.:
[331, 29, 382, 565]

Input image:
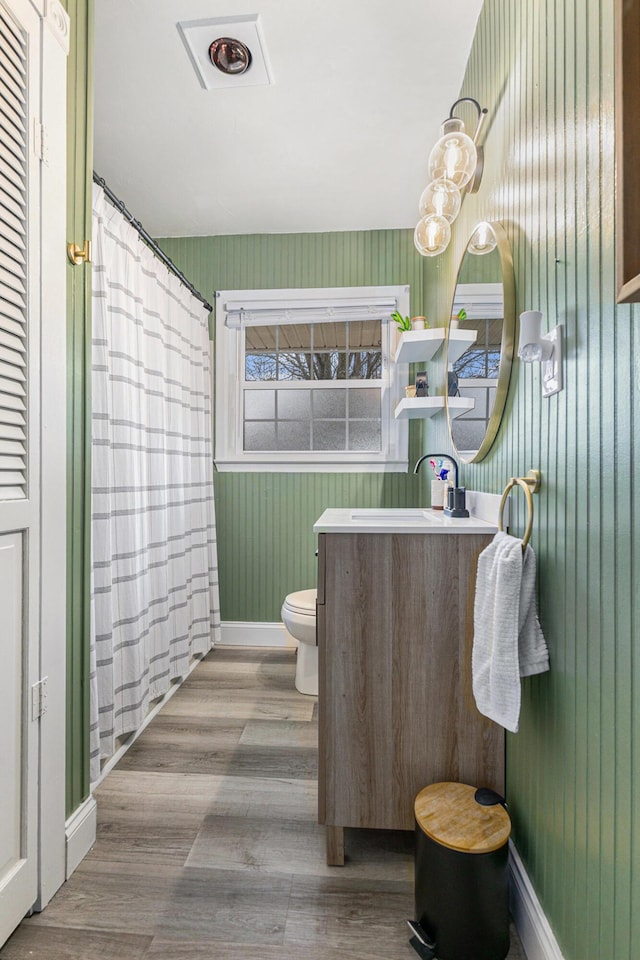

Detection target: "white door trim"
[33, 0, 69, 911]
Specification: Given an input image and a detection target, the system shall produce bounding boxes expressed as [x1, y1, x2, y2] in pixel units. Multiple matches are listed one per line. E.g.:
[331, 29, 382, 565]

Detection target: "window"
[215, 286, 409, 471]
[451, 285, 502, 457]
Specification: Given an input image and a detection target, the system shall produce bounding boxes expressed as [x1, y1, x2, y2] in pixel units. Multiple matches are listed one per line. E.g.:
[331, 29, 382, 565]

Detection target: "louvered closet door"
[0, 0, 41, 946]
[0, 12, 27, 502]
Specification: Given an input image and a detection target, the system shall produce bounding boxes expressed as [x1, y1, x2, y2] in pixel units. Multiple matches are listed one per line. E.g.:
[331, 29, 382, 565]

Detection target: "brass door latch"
[67, 240, 91, 265]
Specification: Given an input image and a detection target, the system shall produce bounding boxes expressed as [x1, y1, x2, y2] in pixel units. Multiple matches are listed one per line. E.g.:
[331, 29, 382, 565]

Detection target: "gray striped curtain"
[89, 184, 221, 782]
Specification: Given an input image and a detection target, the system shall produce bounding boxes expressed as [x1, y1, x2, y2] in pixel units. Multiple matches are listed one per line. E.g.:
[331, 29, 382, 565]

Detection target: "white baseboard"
[509, 841, 564, 960]
[65, 795, 97, 878]
[219, 621, 296, 648]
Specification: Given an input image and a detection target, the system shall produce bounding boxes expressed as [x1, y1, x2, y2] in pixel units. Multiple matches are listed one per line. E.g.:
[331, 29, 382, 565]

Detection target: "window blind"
[0, 3, 27, 501]
[451, 283, 504, 320]
[221, 296, 398, 329]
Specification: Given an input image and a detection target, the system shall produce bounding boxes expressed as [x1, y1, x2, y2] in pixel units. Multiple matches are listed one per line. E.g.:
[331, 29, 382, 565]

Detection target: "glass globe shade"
[519, 342, 544, 362]
[414, 215, 451, 257]
[467, 221, 497, 255]
[428, 118, 478, 189]
[419, 179, 462, 223]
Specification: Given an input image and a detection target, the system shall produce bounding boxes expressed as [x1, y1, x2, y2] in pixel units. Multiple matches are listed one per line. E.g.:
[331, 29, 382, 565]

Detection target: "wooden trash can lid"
[415, 782, 511, 854]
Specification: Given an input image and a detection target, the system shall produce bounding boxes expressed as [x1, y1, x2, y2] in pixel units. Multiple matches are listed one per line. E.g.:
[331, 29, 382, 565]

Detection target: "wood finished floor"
[1, 647, 526, 959]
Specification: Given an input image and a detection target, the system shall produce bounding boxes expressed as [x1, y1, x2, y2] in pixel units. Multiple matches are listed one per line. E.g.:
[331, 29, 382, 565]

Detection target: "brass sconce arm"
[448, 97, 489, 145]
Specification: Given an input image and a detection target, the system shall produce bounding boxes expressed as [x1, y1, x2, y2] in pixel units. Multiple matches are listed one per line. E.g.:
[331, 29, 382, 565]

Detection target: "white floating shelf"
[394, 397, 444, 419]
[448, 329, 478, 364]
[448, 396, 476, 419]
[393, 328, 478, 365]
[394, 329, 445, 365]
[394, 396, 475, 421]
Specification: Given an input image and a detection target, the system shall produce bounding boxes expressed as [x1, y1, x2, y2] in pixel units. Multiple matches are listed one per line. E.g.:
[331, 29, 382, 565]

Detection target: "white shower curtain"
[89, 184, 221, 782]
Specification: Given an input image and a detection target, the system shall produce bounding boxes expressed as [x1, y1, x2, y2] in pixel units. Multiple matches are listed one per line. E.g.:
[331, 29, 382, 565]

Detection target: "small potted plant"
[391, 310, 412, 331]
[391, 310, 430, 332]
[450, 308, 466, 329]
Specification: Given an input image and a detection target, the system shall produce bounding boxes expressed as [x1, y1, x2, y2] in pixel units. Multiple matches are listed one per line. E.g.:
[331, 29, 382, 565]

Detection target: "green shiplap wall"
[157, 231, 430, 621]
[63, 0, 93, 815]
[422, 1, 637, 957]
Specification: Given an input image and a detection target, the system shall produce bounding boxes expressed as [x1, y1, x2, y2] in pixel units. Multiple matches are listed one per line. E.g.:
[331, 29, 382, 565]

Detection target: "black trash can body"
[413, 782, 511, 960]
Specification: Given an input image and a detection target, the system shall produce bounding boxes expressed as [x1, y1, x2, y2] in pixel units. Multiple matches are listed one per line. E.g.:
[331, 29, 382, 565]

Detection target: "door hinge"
[31, 677, 48, 720]
[34, 120, 49, 164]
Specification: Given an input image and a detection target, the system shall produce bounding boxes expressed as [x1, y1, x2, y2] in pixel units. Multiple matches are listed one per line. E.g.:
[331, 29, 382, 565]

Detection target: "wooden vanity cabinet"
[316, 531, 504, 865]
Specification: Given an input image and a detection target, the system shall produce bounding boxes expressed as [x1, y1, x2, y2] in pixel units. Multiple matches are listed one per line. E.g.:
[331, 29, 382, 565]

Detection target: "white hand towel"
[472, 531, 549, 733]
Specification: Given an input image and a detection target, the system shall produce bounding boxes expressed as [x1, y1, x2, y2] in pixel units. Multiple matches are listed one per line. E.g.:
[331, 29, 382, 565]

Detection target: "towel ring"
[497, 470, 541, 549]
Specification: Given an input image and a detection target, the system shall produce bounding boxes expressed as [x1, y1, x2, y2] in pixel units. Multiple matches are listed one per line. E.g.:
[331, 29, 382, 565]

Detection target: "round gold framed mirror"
[445, 221, 515, 463]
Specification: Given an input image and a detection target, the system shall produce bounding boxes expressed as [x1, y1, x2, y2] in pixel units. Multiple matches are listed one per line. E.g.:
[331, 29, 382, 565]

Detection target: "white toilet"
[281, 588, 318, 696]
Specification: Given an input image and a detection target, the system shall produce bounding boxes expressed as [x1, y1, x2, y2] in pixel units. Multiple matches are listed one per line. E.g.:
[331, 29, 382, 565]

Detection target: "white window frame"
[215, 285, 409, 472]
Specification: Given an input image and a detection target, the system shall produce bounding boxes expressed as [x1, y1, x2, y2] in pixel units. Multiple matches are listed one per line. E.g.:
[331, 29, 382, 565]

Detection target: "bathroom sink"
[350, 508, 439, 522]
[314, 507, 497, 534]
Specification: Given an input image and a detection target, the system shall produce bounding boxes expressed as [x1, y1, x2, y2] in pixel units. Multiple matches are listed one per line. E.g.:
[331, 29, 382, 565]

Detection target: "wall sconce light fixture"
[518, 311, 563, 397]
[414, 97, 488, 258]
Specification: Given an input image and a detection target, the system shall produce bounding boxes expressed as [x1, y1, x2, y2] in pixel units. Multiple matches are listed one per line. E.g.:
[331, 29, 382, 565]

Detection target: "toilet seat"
[282, 588, 316, 616]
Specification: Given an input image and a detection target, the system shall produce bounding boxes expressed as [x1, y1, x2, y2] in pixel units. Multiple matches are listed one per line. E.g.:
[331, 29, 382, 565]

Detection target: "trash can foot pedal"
[407, 921, 436, 959]
[409, 936, 436, 960]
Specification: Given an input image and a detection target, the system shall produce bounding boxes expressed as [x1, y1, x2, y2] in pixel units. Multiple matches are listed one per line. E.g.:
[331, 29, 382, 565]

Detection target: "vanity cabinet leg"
[326, 825, 345, 866]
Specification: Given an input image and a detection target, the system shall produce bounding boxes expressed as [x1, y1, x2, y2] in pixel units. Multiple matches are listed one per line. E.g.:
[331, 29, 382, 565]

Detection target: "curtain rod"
[92, 172, 213, 313]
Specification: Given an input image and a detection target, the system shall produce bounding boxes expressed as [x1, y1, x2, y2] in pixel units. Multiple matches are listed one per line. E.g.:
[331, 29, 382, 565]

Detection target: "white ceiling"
[93, 0, 484, 238]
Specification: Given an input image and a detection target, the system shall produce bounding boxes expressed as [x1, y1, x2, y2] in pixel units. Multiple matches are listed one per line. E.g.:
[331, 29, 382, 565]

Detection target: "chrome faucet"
[413, 453, 469, 517]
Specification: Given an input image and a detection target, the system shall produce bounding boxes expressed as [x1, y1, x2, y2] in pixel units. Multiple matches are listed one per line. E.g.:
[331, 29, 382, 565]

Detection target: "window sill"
[214, 458, 409, 474]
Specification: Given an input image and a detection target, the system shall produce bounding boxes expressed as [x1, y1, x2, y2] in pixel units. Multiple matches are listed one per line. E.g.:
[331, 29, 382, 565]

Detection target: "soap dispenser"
[444, 486, 469, 518]
[445, 485, 454, 512]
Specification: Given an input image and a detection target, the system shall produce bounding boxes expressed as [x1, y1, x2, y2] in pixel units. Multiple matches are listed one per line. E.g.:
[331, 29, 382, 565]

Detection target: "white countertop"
[313, 507, 498, 535]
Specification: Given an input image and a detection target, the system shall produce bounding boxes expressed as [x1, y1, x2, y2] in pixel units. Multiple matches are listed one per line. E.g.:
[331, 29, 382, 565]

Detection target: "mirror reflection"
[447, 222, 514, 462]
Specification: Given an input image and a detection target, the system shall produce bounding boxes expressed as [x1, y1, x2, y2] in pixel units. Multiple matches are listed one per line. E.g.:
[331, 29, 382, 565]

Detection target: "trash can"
[408, 782, 511, 960]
